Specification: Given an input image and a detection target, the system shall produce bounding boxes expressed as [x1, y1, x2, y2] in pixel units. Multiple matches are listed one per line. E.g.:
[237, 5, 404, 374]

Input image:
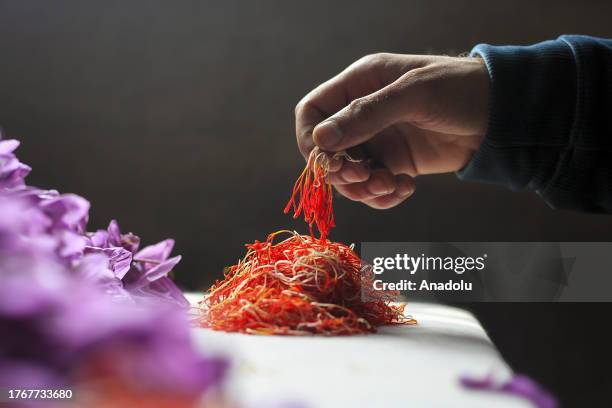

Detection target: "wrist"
[457, 38, 576, 192]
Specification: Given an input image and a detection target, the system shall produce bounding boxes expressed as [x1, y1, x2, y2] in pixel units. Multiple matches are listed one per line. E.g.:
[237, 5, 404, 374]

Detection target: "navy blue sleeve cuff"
[457, 38, 577, 196]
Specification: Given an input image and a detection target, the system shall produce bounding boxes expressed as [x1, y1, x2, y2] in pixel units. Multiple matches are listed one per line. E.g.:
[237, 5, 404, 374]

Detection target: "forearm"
[459, 35, 612, 212]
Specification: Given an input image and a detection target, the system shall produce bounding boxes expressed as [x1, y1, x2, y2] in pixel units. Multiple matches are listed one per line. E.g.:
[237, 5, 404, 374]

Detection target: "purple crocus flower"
[85, 220, 188, 306]
[460, 373, 559, 408]
[0, 135, 188, 307]
[0, 135, 228, 405]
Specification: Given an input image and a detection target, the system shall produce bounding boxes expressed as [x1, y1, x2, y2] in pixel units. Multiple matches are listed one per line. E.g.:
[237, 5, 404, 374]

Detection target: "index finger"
[294, 72, 351, 159]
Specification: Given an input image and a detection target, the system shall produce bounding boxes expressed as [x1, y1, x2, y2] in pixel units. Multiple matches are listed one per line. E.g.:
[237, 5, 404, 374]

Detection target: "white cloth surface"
[186, 293, 530, 408]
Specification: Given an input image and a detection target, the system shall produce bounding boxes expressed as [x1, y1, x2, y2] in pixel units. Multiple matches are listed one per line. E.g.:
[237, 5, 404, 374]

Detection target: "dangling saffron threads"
[284, 148, 334, 241]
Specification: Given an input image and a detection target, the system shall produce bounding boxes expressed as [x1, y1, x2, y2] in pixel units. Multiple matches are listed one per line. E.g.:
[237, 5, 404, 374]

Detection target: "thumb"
[312, 80, 416, 152]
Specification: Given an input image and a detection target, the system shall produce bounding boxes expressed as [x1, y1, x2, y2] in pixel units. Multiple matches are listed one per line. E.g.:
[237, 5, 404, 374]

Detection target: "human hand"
[295, 53, 489, 209]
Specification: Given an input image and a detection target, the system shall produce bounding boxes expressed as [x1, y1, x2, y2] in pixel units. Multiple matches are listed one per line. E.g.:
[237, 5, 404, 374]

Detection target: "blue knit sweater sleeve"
[457, 35, 612, 212]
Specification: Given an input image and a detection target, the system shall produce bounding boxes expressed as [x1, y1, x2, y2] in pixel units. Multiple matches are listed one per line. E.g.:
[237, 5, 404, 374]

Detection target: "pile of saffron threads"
[202, 230, 414, 335]
[201, 148, 416, 335]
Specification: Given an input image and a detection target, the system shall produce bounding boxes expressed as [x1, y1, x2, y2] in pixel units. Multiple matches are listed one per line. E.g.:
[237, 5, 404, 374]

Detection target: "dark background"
[1, 1, 611, 406]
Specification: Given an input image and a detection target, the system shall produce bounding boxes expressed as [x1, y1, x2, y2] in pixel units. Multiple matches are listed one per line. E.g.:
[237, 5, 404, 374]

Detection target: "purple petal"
[128, 255, 182, 289]
[11, 187, 60, 201]
[134, 239, 174, 264]
[40, 194, 90, 233]
[84, 246, 133, 279]
[0, 196, 49, 241]
[55, 230, 87, 261]
[502, 375, 559, 408]
[0, 254, 68, 317]
[0, 155, 31, 189]
[87, 229, 109, 248]
[0, 362, 64, 389]
[73, 253, 129, 301]
[0, 139, 20, 155]
[120, 232, 140, 253]
[460, 374, 495, 389]
[107, 219, 121, 245]
[0, 138, 31, 190]
[128, 277, 190, 307]
[460, 373, 558, 408]
[107, 219, 140, 252]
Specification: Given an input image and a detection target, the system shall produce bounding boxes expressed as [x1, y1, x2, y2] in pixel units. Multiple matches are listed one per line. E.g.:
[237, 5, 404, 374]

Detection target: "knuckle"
[294, 98, 307, 116]
[356, 54, 375, 65]
[347, 97, 373, 118]
[398, 67, 438, 105]
[359, 52, 389, 66]
[296, 130, 314, 158]
[405, 66, 440, 91]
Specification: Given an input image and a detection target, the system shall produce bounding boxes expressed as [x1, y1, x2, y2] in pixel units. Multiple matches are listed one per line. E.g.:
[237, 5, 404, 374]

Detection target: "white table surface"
[187, 293, 530, 408]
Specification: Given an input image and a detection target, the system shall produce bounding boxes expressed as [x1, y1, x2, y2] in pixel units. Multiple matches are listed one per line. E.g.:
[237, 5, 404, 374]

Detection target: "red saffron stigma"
[284, 148, 334, 241]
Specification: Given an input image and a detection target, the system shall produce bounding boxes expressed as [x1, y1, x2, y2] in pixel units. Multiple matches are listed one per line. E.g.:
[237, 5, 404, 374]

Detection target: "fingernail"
[368, 180, 395, 196]
[396, 178, 415, 197]
[399, 186, 414, 197]
[314, 121, 343, 149]
[342, 166, 361, 183]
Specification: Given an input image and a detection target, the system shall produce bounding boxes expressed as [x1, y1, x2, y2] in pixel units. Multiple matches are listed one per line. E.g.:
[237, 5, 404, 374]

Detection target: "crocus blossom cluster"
[84, 220, 188, 306]
[0, 137, 188, 307]
[0, 136, 228, 406]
